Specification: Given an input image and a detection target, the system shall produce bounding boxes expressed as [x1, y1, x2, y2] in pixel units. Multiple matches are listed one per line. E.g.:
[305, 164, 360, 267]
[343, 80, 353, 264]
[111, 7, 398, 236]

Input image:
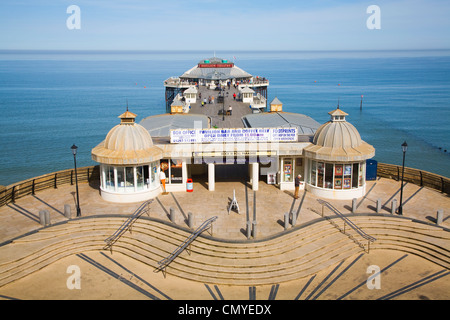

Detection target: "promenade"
[0, 176, 449, 300]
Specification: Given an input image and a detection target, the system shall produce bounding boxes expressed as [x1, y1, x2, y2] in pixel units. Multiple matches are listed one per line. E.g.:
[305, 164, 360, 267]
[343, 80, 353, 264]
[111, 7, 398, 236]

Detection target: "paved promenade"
[1, 177, 448, 244]
[0, 177, 449, 300]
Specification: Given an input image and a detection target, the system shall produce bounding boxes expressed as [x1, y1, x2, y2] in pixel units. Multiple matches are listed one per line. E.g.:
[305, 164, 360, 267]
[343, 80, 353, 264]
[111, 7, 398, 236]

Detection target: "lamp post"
[71, 144, 81, 217]
[398, 141, 408, 215]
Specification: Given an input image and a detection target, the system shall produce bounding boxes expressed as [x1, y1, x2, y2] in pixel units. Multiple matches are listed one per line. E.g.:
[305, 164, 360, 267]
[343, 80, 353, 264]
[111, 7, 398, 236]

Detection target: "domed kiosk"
[91, 110, 163, 203]
[304, 107, 375, 200]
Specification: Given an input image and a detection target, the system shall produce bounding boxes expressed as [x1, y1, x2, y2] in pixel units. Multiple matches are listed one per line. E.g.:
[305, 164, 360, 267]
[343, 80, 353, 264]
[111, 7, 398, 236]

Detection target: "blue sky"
[1, 0, 449, 50]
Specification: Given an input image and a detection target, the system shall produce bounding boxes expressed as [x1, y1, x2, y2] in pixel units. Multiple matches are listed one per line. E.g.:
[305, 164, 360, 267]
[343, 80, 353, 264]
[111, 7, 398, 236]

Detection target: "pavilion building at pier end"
[91, 105, 374, 203]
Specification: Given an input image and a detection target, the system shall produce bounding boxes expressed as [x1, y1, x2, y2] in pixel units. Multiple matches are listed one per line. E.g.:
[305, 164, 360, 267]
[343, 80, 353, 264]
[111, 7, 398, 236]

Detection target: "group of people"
[199, 93, 215, 107]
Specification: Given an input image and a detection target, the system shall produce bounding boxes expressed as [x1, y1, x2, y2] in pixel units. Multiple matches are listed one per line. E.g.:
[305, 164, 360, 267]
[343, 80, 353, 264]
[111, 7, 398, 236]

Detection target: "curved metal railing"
[103, 200, 153, 251]
[155, 216, 218, 276]
[317, 199, 376, 251]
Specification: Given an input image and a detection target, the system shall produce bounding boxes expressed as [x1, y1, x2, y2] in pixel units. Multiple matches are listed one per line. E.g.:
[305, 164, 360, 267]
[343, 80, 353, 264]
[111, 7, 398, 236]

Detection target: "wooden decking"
[189, 84, 258, 128]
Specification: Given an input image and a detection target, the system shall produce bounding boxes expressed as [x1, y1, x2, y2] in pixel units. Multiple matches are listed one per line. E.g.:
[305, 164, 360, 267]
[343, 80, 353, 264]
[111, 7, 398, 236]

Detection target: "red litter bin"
[186, 179, 193, 192]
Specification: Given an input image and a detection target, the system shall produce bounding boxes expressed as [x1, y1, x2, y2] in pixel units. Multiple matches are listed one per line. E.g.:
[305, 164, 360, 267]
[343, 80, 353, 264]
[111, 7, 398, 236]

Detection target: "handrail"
[317, 199, 376, 243]
[155, 216, 218, 276]
[103, 200, 153, 251]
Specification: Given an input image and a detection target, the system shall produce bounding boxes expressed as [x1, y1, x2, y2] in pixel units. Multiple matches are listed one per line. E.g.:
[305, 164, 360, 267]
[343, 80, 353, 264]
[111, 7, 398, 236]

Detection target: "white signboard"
[170, 128, 298, 143]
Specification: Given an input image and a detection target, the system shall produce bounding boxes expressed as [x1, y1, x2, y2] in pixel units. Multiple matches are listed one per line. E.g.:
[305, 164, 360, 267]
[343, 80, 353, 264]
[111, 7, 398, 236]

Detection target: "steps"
[0, 214, 448, 287]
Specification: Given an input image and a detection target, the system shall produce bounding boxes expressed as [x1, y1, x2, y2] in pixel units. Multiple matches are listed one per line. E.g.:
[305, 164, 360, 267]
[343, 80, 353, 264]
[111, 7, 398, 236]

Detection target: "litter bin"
[366, 159, 378, 181]
[186, 178, 194, 192]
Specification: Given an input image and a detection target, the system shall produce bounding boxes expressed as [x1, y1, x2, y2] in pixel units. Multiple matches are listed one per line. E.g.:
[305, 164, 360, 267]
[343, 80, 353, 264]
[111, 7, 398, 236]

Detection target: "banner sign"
[170, 128, 298, 143]
[198, 63, 234, 68]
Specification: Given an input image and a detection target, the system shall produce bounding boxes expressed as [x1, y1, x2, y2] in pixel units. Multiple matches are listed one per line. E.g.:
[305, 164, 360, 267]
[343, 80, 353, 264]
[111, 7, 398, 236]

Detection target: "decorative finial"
[126, 99, 129, 112]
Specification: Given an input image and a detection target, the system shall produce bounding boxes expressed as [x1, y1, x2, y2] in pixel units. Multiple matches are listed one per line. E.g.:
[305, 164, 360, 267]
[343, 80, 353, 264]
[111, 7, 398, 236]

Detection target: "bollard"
[436, 209, 443, 225]
[352, 198, 357, 213]
[64, 204, 71, 219]
[246, 221, 252, 240]
[252, 221, 257, 238]
[376, 198, 382, 213]
[170, 207, 176, 223]
[284, 212, 289, 230]
[188, 212, 194, 229]
[45, 210, 50, 226]
[391, 199, 397, 215]
[292, 210, 297, 227]
[39, 210, 47, 226]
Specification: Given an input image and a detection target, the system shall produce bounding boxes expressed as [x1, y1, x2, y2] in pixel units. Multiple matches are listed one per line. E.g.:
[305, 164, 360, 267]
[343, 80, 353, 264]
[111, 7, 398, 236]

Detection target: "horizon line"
[1, 48, 450, 53]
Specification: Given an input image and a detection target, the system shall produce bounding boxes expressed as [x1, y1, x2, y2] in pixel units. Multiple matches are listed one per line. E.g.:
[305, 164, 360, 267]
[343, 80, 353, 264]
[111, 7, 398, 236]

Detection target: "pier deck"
[189, 84, 260, 128]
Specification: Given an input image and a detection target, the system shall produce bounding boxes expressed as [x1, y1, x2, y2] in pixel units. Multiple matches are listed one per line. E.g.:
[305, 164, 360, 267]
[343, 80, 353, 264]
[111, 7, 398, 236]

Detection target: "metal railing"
[317, 199, 376, 252]
[155, 216, 218, 277]
[103, 200, 153, 251]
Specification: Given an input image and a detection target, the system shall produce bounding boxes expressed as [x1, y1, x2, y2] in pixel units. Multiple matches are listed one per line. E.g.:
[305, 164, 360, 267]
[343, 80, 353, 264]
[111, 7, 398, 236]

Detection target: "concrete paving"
[0, 177, 449, 300]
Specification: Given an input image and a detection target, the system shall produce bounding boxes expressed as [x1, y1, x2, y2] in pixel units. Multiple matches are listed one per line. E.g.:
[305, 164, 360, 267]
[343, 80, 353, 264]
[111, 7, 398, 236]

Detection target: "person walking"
[160, 169, 167, 193]
[294, 174, 302, 199]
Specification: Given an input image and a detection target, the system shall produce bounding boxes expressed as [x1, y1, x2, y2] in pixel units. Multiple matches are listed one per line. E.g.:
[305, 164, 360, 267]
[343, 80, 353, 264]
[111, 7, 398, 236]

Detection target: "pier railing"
[376, 163, 449, 194]
[0, 165, 99, 207]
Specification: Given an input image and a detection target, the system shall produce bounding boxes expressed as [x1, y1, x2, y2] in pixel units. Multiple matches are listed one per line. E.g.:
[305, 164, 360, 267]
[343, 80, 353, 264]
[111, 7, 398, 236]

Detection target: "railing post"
[54, 173, 57, 189]
[32, 179, 35, 195]
[11, 186, 15, 203]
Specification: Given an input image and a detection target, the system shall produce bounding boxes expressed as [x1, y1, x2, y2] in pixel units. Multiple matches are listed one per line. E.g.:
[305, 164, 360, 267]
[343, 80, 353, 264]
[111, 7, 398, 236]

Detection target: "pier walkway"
[189, 84, 258, 128]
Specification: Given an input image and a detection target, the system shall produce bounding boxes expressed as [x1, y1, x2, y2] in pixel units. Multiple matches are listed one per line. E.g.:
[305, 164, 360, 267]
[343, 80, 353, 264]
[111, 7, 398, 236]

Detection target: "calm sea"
[0, 50, 449, 186]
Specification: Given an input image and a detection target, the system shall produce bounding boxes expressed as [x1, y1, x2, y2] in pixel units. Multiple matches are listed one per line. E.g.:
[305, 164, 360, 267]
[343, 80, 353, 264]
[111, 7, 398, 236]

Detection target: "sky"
[0, 0, 449, 51]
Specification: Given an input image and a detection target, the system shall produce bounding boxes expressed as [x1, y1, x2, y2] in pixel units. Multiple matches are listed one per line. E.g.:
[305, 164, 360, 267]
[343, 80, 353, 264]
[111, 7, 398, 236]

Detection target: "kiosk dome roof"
[304, 107, 375, 161]
[91, 110, 162, 165]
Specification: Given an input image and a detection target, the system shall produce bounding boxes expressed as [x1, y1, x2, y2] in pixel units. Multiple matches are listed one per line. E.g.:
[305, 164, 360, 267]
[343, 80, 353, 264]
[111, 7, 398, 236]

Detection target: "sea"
[0, 50, 449, 186]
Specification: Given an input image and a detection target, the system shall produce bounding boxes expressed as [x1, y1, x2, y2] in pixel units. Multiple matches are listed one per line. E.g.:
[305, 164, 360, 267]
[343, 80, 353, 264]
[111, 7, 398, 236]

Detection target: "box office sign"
[170, 128, 298, 143]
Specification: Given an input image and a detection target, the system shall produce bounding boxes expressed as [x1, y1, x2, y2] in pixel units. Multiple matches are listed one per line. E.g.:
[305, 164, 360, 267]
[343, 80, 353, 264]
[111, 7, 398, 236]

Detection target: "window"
[105, 166, 115, 191]
[325, 163, 333, 189]
[317, 162, 324, 188]
[309, 160, 365, 190]
[283, 159, 292, 182]
[136, 166, 144, 191]
[170, 159, 183, 184]
[125, 167, 134, 192]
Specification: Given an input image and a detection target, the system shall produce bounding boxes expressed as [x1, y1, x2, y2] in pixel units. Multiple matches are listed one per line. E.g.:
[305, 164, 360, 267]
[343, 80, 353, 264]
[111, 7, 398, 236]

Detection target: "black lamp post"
[71, 144, 81, 217]
[398, 141, 408, 215]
